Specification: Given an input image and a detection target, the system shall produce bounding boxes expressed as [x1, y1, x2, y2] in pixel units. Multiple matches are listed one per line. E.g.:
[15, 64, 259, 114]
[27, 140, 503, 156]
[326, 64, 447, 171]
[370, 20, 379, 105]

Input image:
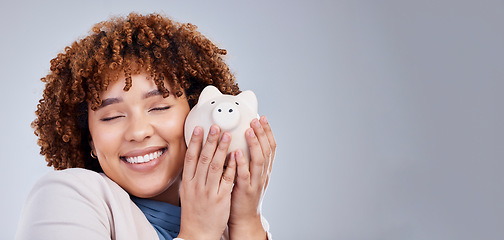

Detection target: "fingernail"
[236, 149, 243, 158]
[262, 116, 268, 124]
[253, 119, 261, 127]
[221, 133, 230, 142]
[210, 126, 218, 135]
[193, 127, 201, 135]
[228, 154, 236, 167]
[248, 128, 255, 138]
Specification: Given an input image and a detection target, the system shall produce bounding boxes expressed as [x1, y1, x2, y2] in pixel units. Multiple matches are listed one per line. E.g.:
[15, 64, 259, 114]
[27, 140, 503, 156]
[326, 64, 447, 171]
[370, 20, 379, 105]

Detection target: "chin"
[130, 176, 180, 199]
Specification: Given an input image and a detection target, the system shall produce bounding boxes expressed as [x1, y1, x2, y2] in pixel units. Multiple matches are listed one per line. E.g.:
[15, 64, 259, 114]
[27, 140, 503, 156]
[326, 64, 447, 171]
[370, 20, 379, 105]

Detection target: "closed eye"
[150, 106, 171, 112]
[100, 116, 123, 122]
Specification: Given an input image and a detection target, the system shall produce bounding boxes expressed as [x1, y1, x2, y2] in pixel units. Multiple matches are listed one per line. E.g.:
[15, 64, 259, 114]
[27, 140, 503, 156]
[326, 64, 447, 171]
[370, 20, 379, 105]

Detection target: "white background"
[1, 0, 503, 239]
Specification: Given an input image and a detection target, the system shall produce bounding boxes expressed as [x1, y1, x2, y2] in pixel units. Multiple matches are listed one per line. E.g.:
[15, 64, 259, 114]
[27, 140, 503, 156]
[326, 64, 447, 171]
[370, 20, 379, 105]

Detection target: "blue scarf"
[131, 196, 181, 240]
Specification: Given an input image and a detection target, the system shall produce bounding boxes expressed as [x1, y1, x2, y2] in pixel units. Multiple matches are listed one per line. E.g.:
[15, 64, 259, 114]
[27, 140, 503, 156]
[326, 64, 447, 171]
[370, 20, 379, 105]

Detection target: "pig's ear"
[237, 90, 258, 113]
[198, 85, 222, 104]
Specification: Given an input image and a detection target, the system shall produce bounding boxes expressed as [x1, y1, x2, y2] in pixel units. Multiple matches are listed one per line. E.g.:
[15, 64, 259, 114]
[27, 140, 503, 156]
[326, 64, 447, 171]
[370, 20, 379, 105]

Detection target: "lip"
[120, 146, 168, 172]
[121, 146, 166, 158]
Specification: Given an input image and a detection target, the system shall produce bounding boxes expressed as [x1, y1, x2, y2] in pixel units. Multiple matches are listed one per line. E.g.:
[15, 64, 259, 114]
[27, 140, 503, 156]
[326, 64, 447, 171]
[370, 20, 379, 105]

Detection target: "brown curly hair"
[32, 13, 240, 172]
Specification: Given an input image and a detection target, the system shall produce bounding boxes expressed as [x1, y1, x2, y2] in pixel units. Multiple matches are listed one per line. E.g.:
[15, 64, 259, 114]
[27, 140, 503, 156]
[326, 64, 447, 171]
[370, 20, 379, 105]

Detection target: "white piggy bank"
[184, 85, 259, 162]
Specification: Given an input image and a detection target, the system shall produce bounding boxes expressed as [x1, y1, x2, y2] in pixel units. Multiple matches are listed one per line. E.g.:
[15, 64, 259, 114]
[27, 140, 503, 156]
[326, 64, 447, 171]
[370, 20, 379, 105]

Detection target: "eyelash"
[150, 106, 171, 112]
[100, 116, 122, 122]
[99, 106, 170, 122]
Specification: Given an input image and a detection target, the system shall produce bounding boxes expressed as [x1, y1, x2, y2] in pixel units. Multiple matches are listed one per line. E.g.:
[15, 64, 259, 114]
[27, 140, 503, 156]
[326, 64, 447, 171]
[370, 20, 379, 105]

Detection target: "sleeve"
[220, 216, 273, 240]
[16, 170, 112, 240]
[262, 216, 273, 240]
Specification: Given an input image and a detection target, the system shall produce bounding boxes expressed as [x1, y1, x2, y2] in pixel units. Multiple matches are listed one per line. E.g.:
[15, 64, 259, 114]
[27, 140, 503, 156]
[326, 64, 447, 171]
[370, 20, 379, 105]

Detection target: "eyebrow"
[98, 97, 122, 109]
[144, 89, 163, 99]
[97, 89, 165, 109]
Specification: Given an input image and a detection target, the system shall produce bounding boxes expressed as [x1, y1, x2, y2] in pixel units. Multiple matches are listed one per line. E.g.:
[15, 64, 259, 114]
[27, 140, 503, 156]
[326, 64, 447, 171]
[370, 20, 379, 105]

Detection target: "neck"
[148, 177, 181, 206]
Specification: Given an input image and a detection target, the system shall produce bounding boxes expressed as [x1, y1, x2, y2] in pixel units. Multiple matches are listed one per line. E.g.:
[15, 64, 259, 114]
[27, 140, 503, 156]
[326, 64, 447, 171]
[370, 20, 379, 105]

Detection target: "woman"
[16, 13, 275, 240]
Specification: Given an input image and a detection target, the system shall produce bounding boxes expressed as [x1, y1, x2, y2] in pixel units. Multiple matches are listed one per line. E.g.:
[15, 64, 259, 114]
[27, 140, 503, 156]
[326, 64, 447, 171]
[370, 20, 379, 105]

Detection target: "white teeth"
[125, 149, 164, 164]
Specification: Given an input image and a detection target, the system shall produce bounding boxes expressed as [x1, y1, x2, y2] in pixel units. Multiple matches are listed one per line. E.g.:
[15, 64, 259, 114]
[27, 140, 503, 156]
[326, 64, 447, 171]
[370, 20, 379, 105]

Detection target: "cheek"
[96, 131, 122, 151]
[89, 122, 124, 156]
[154, 104, 190, 143]
[153, 113, 186, 140]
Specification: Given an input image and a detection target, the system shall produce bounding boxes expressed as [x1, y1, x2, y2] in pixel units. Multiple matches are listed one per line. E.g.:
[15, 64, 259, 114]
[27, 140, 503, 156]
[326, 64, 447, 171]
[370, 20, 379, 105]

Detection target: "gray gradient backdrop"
[1, 0, 503, 239]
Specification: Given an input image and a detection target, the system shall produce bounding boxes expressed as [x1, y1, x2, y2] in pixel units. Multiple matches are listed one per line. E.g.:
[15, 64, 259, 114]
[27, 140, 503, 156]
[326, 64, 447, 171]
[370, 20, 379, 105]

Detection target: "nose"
[124, 113, 154, 142]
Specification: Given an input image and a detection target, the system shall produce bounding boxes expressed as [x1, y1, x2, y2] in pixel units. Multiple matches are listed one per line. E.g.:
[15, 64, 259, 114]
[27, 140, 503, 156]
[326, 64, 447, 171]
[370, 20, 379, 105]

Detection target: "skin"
[228, 117, 276, 240]
[88, 72, 190, 205]
[180, 115, 276, 240]
[88, 72, 276, 239]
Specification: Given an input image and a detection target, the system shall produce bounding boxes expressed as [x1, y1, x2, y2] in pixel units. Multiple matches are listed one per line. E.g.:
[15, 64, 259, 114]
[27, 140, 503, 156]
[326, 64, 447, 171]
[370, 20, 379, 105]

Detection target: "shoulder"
[16, 168, 158, 240]
[27, 168, 118, 202]
[37, 168, 107, 185]
[32, 168, 127, 198]
[16, 169, 110, 239]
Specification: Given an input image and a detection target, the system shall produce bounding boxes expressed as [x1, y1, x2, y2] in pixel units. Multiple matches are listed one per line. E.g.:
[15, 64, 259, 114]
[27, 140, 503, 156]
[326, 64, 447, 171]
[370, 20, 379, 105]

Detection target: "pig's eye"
[235, 102, 239, 105]
[211, 101, 215, 104]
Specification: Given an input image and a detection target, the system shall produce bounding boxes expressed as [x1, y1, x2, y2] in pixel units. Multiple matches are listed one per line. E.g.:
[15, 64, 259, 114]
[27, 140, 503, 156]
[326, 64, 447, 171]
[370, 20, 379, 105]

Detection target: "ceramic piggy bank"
[184, 85, 259, 162]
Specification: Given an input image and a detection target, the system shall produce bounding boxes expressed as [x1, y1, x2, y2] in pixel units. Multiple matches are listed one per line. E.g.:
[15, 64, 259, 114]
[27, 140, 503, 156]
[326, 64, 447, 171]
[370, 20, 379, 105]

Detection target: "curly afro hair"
[32, 13, 240, 172]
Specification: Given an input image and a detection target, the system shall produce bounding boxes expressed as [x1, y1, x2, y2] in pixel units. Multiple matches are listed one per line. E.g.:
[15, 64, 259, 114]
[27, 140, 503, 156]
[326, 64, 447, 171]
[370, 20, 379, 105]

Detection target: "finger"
[219, 152, 237, 195]
[251, 118, 272, 178]
[260, 116, 276, 169]
[234, 149, 250, 186]
[246, 127, 266, 186]
[207, 132, 232, 193]
[260, 116, 277, 157]
[183, 126, 203, 182]
[194, 125, 220, 186]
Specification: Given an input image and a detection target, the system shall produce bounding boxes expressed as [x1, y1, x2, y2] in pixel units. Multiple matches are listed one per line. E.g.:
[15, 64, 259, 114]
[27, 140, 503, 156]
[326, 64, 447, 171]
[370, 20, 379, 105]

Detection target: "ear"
[89, 137, 96, 153]
[198, 85, 223, 104]
[237, 90, 258, 113]
[88, 136, 98, 159]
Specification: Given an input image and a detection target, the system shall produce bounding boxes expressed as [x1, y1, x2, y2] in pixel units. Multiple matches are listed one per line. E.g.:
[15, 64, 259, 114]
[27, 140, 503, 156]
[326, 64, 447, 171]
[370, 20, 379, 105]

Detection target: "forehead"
[100, 72, 170, 98]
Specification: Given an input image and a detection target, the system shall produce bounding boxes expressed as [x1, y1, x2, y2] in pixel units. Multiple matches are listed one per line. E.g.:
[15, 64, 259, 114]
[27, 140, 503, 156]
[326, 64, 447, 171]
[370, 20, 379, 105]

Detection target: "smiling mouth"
[121, 148, 167, 164]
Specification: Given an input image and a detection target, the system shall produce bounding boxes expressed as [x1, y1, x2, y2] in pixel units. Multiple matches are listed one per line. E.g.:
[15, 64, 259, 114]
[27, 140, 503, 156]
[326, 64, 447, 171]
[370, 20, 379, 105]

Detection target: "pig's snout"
[212, 102, 240, 130]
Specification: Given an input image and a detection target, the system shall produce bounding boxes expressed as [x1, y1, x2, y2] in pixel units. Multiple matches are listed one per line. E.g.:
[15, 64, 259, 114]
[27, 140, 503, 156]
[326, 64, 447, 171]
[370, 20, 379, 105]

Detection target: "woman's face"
[88, 72, 190, 203]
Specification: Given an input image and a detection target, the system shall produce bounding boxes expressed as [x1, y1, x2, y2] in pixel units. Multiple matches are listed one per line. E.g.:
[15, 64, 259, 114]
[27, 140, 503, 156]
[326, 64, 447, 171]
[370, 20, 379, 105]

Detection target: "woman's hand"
[178, 125, 237, 240]
[229, 116, 276, 240]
